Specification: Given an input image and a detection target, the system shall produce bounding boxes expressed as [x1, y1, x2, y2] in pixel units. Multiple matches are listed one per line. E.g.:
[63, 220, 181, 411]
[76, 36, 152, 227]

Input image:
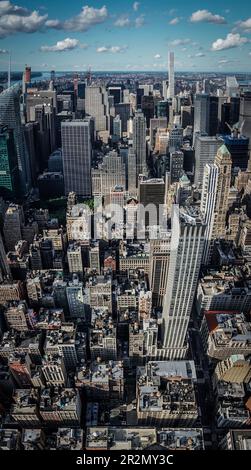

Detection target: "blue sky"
[0, 0, 251, 71]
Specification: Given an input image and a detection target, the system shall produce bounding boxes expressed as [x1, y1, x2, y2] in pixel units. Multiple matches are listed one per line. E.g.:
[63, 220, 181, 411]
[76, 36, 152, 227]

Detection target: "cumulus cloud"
[0, 1, 48, 38]
[133, 2, 140, 11]
[114, 13, 145, 28]
[96, 45, 128, 53]
[170, 38, 191, 46]
[114, 16, 131, 27]
[190, 9, 226, 24]
[154, 53, 161, 59]
[40, 38, 80, 53]
[135, 15, 145, 28]
[236, 18, 251, 31]
[212, 33, 248, 51]
[169, 17, 180, 25]
[47, 5, 108, 32]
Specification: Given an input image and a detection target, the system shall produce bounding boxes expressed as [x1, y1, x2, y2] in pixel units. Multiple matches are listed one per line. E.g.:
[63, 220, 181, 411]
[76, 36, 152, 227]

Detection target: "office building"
[62, 120, 91, 197]
[133, 111, 147, 179]
[149, 231, 171, 307]
[194, 134, 223, 185]
[200, 163, 219, 264]
[3, 204, 24, 252]
[222, 134, 249, 171]
[194, 94, 209, 136]
[162, 207, 206, 359]
[0, 126, 19, 198]
[85, 86, 110, 134]
[213, 145, 232, 238]
[0, 86, 30, 194]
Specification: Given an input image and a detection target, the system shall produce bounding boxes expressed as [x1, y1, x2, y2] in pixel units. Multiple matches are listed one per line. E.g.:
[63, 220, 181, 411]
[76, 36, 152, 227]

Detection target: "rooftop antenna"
[8, 51, 11, 89]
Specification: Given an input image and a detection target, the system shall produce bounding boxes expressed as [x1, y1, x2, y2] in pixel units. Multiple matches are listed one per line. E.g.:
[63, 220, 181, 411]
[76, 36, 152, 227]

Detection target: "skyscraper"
[62, 120, 92, 197]
[161, 206, 206, 359]
[194, 135, 223, 185]
[0, 126, 19, 198]
[213, 144, 232, 238]
[0, 86, 30, 194]
[167, 52, 175, 99]
[149, 233, 171, 307]
[85, 86, 110, 134]
[200, 163, 219, 265]
[239, 92, 251, 148]
[133, 110, 147, 180]
[194, 94, 209, 136]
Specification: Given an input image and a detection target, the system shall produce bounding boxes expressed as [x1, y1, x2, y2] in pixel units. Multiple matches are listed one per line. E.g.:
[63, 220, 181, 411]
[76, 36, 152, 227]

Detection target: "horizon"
[0, 1, 251, 72]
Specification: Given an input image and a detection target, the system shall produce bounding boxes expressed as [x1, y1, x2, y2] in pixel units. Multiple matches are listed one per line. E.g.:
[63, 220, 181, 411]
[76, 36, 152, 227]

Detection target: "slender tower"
[8, 52, 11, 89]
[167, 52, 175, 99]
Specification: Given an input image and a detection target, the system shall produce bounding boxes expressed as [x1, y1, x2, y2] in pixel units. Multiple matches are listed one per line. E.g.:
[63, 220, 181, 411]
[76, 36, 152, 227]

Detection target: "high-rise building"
[150, 118, 168, 148]
[170, 151, 184, 183]
[209, 96, 219, 136]
[226, 76, 239, 98]
[62, 120, 92, 197]
[194, 94, 209, 136]
[0, 126, 19, 198]
[141, 95, 155, 128]
[3, 204, 24, 252]
[133, 110, 147, 179]
[139, 178, 165, 228]
[239, 92, 251, 147]
[149, 231, 171, 307]
[0, 86, 30, 194]
[167, 52, 175, 99]
[200, 163, 219, 264]
[0, 233, 11, 281]
[85, 86, 110, 134]
[194, 134, 223, 185]
[222, 134, 249, 171]
[212, 144, 232, 238]
[162, 206, 206, 359]
[127, 148, 137, 196]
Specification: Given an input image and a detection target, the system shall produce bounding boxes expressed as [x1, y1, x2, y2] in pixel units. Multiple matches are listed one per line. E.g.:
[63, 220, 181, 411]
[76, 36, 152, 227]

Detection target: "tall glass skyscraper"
[0, 86, 30, 195]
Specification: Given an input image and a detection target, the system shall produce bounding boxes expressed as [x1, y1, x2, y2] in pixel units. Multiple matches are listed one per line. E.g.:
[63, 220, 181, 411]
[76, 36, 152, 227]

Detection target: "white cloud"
[169, 17, 180, 25]
[212, 33, 248, 51]
[96, 45, 128, 53]
[195, 52, 205, 57]
[40, 38, 80, 52]
[0, 48, 8, 54]
[0, 1, 29, 16]
[190, 9, 226, 24]
[133, 2, 140, 11]
[115, 13, 145, 28]
[218, 59, 232, 64]
[135, 15, 145, 28]
[0, 1, 48, 38]
[48, 5, 108, 32]
[170, 38, 191, 46]
[237, 18, 251, 31]
[114, 16, 131, 27]
[154, 53, 161, 59]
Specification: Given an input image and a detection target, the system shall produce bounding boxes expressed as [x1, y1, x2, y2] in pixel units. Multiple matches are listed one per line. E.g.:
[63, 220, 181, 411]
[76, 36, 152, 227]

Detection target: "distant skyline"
[0, 0, 251, 72]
